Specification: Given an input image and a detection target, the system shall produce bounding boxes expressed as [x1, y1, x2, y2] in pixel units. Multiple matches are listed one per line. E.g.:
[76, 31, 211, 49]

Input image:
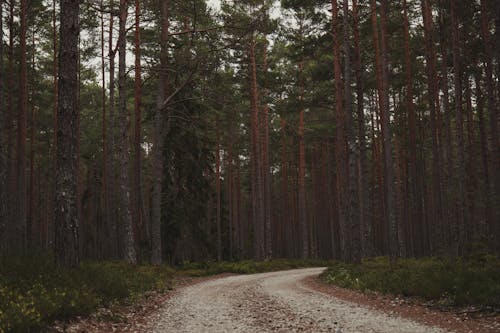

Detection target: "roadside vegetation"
[0, 254, 174, 332]
[322, 255, 500, 308]
[0, 256, 330, 332]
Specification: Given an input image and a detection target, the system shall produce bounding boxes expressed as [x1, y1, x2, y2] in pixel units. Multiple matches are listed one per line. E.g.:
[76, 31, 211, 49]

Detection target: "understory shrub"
[0, 254, 174, 332]
[322, 256, 500, 307]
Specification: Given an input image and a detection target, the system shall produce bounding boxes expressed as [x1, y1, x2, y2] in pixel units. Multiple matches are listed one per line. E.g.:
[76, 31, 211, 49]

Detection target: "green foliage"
[322, 256, 500, 307]
[0, 255, 173, 332]
[177, 258, 333, 276]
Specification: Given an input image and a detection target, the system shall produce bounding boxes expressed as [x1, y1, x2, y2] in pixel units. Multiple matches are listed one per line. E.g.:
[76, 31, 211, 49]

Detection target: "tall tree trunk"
[344, 0, 361, 264]
[332, 0, 348, 261]
[106, 0, 119, 259]
[0, 0, 5, 251]
[280, 118, 290, 257]
[117, 0, 136, 264]
[298, 61, 308, 259]
[422, 0, 444, 253]
[249, 36, 264, 260]
[379, 0, 398, 262]
[262, 44, 272, 259]
[352, 0, 371, 258]
[481, 0, 499, 250]
[216, 138, 222, 261]
[133, 0, 143, 254]
[474, 72, 490, 238]
[100, 0, 107, 259]
[55, 0, 80, 267]
[6, 0, 15, 250]
[151, 0, 169, 265]
[17, 0, 29, 251]
[403, 0, 420, 257]
[438, 0, 453, 251]
[451, 0, 467, 254]
[28, 31, 36, 248]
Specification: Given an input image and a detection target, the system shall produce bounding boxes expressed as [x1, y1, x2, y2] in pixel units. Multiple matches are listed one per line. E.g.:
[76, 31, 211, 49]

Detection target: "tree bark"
[249, 36, 264, 260]
[0, 0, 5, 251]
[55, 0, 80, 267]
[332, 0, 348, 261]
[151, 0, 169, 265]
[106, 0, 119, 259]
[133, 0, 143, 253]
[117, 0, 136, 264]
[379, 0, 398, 262]
[17, 0, 29, 251]
[421, 0, 444, 253]
[344, 0, 361, 264]
[451, 0, 467, 255]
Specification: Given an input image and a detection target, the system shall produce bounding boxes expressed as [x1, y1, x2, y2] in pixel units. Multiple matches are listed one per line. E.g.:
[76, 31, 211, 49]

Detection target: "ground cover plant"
[0, 254, 174, 332]
[322, 256, 500, 308]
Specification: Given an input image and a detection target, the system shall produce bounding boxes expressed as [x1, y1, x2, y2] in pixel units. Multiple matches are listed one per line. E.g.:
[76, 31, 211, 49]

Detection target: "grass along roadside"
[321, 256, 500, 309]
[0, 256, 330, 332]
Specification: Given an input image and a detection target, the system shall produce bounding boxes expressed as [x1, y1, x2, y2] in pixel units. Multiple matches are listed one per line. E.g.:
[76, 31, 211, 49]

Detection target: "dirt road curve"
[150, 268, 448, 333]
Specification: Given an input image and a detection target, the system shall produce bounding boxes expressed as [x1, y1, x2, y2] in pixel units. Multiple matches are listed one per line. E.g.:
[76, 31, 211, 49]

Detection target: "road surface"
[150, 267, 448, 333]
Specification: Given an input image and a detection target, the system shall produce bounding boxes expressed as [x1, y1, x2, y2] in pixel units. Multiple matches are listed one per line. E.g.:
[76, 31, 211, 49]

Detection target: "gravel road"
[150, 267, 449, 333]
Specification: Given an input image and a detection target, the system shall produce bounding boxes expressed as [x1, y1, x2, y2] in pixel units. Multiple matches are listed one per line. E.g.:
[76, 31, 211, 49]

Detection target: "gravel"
[150, 267, 450, 333]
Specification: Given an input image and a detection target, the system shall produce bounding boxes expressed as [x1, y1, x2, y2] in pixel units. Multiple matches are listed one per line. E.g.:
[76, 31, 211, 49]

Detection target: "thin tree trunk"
[344, 0, 361, 264]
[117, 0, 136, 264]
[0, 0, 5, 251]
[262, 45, 272, 260]
[100, 0, 108, 259]
[28, 30, 36, 248]
[133, 0, 143, 254]
[298, 61, 308, 259]
[249, 36, 264, 260]
[55, 0, 80, 267]
[422, 0, 444, 253]
[17, 0, 29, 251]
[403, 0, 420, 257]
[451, 0, 467, 255]
[379, 0, 398, 262]
[352, 0, 371, 258]
[151, 0, 169, 265]
[216, 137, 222, 261]
[332, 0, 348, 261]
[481, 0, 499, 249]
[106, 0, 119, 259]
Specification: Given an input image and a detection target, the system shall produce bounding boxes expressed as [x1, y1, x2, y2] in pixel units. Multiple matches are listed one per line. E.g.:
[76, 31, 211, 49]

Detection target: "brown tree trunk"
[298, 61, 308, 259]
[0, 0, 5, 251]
[117, 0, 136, 264]
[451, 0, 467, 254]
[403, 0, 421, 257]
[332, 0, 348, 261]
[151, 0, 169, 265]
[28, 30, 36, 248]
[55, 0, 80, 267]
[216, 138, 222, 261]
[379, 0, 398, 262]
[481, 0, 499, 250]
[106, 0, 119, 259]
[344, 0, 361, 264]
[249, 36, 264, 260]
[17, 0, 29, 251]
[422, 0, 444, 253]
[262, 45, 272, 259]
[133, 0, 143, 254]
[100, 0, 107, 259]
[352, 0, 371, 258]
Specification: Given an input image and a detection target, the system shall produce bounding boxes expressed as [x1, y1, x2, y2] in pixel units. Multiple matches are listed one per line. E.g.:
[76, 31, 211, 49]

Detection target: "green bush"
[0, 255, 173, 332]
[178, 258, 333, 276]
[322, 256, 500, 307]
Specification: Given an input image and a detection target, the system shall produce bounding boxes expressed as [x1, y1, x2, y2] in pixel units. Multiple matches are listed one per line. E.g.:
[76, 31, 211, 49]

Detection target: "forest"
[1, 0, 500, 265]
[0, 0, 500, 329]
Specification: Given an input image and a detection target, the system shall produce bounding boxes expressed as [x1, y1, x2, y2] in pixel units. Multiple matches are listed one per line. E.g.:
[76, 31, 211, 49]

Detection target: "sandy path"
[150, 268, 450, 333]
